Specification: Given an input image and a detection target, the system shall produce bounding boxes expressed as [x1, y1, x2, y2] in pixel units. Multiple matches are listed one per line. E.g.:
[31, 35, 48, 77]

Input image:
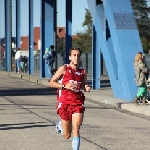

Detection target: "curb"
[84, 92, 129, 108]
[84, 92, 150, 117]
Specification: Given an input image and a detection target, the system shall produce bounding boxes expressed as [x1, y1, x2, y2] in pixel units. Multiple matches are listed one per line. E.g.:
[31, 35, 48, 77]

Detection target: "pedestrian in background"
[43, 45, 56, 81]
[15, 47, 21, 73]
[133, 52, 148, 105]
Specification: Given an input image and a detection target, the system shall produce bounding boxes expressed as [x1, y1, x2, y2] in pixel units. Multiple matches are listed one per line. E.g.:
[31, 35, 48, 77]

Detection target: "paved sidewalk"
[0, 71, 150, 117]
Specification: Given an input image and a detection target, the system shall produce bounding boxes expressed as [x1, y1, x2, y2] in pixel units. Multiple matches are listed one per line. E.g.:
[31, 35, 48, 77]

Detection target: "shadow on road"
[0, 87, 56, 96]
[0, 122, 55, 130]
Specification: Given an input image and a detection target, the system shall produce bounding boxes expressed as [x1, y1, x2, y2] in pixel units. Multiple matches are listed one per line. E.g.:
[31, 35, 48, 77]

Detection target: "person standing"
[43, 45, 56, 81]
[49, 48, 91, 150]
[15, 47, 21, 73]
[49, 45, 56, 69]
[133, 52, 148, 105]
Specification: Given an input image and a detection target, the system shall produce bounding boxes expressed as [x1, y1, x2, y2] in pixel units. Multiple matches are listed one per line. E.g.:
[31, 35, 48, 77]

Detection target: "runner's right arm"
[49, 65, 66, 89]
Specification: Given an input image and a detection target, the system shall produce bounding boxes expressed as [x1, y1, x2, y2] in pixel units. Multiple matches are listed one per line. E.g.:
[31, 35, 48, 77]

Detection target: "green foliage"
[82, 8, 92, 35]
[36, 50, 40, 55]
[131, 0, 150, 53]
[72, 8, 92, 53]
[57, 37, 65, 53]
[141, 37, 149, 53]
[72, 32, 92, 53]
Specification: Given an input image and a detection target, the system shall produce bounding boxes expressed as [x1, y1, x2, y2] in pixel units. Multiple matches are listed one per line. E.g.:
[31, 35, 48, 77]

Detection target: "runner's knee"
[63, 133, 71, 139]
[72, 127, 79, 134]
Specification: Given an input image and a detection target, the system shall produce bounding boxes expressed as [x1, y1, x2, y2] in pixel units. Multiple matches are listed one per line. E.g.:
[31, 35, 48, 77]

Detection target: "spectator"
[49, 45, 56, 68]
[15, 47, 21, 73]
[43, 45, 56, 81]
[133, 52, 148, 105]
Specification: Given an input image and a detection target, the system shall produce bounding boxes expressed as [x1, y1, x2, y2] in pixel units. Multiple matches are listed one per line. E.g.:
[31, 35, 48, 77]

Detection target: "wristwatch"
[62, 84, 65, 88]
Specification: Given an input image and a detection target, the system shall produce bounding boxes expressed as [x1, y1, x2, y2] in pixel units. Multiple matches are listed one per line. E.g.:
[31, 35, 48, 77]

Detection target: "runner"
[49, 48, 91, 150]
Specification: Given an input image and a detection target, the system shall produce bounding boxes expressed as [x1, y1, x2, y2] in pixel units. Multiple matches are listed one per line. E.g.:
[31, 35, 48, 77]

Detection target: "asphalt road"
[0, 75, 150, 150]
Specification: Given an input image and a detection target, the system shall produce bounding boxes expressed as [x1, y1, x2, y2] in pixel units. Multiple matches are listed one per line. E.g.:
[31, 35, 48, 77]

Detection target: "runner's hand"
[84, 85, 91, 92]
[65, 81, 77, 91]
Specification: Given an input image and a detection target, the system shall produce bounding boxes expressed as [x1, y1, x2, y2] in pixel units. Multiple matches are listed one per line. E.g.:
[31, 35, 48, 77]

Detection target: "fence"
[34, 53, 94, 73]
[0, 53, 95, 73]
[1, 53, 150, 74]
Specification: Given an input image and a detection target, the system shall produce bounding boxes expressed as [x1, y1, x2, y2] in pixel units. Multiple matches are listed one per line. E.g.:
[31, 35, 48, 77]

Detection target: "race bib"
[69, 80, 81, 92]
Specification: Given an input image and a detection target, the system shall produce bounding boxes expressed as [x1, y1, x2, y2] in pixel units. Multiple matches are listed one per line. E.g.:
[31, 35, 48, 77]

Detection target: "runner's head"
[69, 48, 82, 66]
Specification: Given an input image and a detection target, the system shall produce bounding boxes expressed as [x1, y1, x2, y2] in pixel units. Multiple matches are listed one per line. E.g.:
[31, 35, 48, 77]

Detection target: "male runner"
[49, 48, 91, 150]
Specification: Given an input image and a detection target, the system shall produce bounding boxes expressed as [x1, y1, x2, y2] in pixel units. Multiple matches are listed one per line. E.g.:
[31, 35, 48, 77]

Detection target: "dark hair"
[69, 47, 82, 56]
[138, 52, 143, 55]
[50, 45, 54, 49]
[16, 47, 21, 51]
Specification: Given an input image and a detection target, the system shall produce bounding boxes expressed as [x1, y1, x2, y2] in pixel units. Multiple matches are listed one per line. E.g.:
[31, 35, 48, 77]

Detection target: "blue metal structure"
[5, 0, 12, 72]
[16, 0, 20, 48]
[28, 0, 34, 74]
[92, 25, 101, 89]
[40, 0, 54, 77]
[53, 0, 57, 69]
[0, 38, 1, 71]
[65, 0, 72, 64]
[87, 0, 143, 101]
[3, 0, 144, 101]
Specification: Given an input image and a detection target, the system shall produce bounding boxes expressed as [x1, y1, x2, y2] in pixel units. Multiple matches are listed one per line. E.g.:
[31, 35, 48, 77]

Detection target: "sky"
[0, 0, 89, 38]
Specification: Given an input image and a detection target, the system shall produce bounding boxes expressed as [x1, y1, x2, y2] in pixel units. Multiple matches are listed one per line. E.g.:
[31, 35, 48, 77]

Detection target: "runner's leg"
[72, 113, 84, 150]
[61, 119, 72, 139]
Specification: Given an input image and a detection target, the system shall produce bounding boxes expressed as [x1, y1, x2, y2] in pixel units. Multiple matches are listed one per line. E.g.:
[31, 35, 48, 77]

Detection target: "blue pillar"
[5, 0, 12, 72]
[0, 1, 3, 71]
[0, 38, 1, 71]
[87, 0, 143, 101]
[53, 0, 57, 69]
[87, 0, 120, 98]
[16, 0, 21, 47]
[40, 0, 54, 77]
[92, 25, 101, 89]
[28, 0, 34, 74]
[65, 0, 72, 64]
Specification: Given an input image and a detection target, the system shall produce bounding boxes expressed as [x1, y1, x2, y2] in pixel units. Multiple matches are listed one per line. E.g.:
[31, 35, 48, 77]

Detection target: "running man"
[49, 48, 91, 150]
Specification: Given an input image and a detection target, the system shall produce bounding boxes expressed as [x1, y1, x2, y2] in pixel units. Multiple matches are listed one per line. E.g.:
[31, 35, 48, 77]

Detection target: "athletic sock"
[72, 137, 80, 150]
[58, 120, 63, 135]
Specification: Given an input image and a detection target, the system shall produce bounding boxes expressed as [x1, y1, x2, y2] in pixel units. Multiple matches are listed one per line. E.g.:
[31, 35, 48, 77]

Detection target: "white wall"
[21, 50, 37, 57]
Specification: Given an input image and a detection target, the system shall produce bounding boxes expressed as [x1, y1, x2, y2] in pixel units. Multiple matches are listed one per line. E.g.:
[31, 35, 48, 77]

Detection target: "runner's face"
[69, 50, 80, 65]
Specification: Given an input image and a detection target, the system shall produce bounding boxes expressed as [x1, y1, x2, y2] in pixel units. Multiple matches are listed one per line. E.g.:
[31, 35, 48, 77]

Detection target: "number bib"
[69, 80, 81, 92]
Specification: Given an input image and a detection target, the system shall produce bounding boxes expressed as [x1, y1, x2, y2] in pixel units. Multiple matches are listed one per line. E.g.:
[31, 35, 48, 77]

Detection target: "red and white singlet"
[57, 64, 85, 105]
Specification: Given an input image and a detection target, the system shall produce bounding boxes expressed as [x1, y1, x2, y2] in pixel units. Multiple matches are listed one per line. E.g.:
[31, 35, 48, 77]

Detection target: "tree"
[82, 8, 92, 35]
[131, 0, 150, 52]
[57, 37, 65, 53]
[72, 8, 92, 53]
[72, 32, 92, 53]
